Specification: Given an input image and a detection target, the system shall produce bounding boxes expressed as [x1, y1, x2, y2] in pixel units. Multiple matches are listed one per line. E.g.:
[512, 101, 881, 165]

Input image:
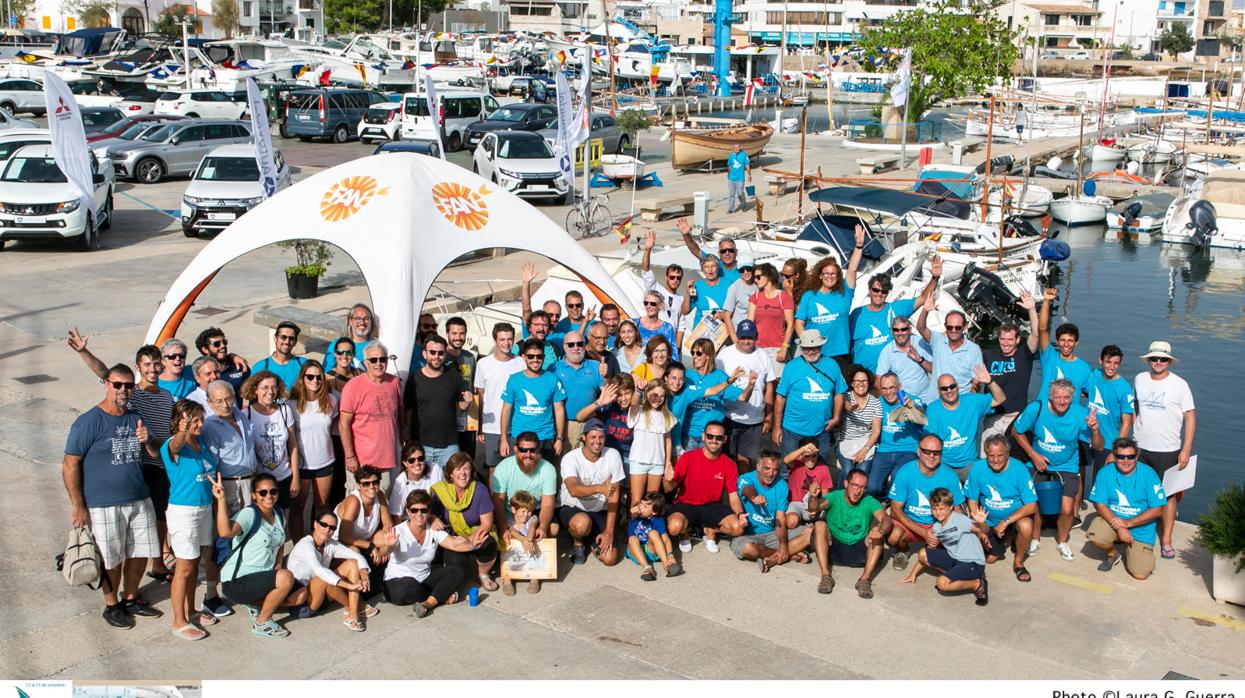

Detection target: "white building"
[20, 0, 321, 41]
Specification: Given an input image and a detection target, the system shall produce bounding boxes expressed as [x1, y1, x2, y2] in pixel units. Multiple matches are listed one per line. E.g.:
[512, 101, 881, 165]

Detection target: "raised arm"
[916, 292, 935, 343]
[676, 217, 704, 257]
[973, 364, 1006, 407]
[67, 327, 109, 380]
[520, 262, 537, 327]
[1038, 287, 1057, 350]
[845, 224, 867, 289]
[1017, 291, 1040, 353]
[641, 229, 656, 274]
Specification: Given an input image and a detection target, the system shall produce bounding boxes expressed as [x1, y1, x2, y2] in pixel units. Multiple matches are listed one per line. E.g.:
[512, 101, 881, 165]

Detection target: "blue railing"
[845, 118, 943, 143]
[840, 80, 887, 94]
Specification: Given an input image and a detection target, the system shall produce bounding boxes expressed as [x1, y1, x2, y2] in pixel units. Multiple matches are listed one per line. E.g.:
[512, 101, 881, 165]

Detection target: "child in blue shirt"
[626, 493, 684, 581]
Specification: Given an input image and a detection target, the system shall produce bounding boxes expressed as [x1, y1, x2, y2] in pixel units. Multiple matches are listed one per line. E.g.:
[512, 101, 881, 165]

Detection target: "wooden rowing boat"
[671, 123, 774, 170]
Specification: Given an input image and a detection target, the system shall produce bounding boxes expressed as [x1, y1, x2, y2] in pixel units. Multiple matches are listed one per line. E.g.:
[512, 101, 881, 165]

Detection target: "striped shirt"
[128, 387, 174, 469]
[839, 393, 882, 443]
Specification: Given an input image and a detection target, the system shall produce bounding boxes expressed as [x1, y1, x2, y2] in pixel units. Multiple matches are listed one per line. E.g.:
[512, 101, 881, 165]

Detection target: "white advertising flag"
[245, 78, 279, 198]
[554, 70, 576, 186]
[890, 48, 912, 109]
[41, 72, 95, 218]
[571, 46, 592, 147]
[423, 75, 446, 159]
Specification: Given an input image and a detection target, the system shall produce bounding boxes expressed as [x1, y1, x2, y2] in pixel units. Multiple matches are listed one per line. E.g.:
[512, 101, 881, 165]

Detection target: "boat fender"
[1125, 161, 1140, 175]
[1082, 180, 1097, 197]
[1046, 156, 1062, 171]
[1039, 239, 1071, 261]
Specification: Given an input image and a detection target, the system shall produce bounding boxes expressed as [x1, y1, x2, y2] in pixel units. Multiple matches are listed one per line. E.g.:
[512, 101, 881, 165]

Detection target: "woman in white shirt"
[377, 489, 478, 617]
[242, 370, 300, 540]
[290, 360, 339, 541]
[335, 466, 395, 588]
[388, 444, 444, 516]
[287, 512, 378, 631]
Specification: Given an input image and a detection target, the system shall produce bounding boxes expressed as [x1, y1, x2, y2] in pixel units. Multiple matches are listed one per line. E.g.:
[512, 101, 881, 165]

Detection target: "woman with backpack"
[212, 472, 298, 639]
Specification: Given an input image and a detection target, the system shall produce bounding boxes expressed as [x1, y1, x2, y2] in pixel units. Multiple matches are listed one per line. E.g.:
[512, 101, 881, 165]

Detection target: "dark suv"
[462, 103, 558, 150]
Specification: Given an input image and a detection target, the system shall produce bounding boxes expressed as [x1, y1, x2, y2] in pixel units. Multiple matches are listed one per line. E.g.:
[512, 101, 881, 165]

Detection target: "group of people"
[60, 221, 1195, 637]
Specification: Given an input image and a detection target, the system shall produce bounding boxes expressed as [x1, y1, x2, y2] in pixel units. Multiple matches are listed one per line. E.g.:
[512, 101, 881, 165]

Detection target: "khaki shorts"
[566, 420, 585, 449]
[89, 499, 160, 570]
[1086, 516, 1155, 578]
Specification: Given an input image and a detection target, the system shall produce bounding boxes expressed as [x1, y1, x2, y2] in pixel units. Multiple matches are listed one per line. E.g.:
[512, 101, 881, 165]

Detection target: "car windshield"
[140, 124, 175, 142]
[499, 137, 552, 159]
[195, 156, 259, 182]
[82, 111, 118, 127]
[1, 156, 66, 183]
[487, 107, 527, 122]
[116, 122, 156, 139]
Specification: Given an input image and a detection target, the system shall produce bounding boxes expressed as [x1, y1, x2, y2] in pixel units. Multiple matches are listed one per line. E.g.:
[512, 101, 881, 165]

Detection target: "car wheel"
[617, 135, 630, 153]
[135, 158, 164, 184]
[74, 215, 95, 251]
[279, 121, 290, 139]
[183, 226, 198, 238]
[100, 191, 113, 230]
[0, 101, 14, 113]
[333, 124, 349, 143]
[472, 163, 479, 174]
[554, 194, 567, 205]
[447, 132, 462, 152]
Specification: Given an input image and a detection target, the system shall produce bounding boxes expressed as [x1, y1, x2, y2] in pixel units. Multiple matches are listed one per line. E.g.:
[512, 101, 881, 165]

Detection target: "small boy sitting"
[626, 492, 684, 581]
[899, 487, 989, 606]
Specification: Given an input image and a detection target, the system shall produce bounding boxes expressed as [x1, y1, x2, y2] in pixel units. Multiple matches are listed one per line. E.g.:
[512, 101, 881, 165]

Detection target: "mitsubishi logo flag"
[42, 72, 95, 218]
[890, 48, 912, 108]
[245, 78, 279, 198]
[554, 70, 575, 187]
[423, 75, 446, 159]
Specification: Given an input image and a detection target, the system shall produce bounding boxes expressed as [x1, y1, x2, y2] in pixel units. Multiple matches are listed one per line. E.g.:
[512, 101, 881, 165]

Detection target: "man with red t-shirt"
[664, 420, 748, 554]
[339, 342, 403, 494]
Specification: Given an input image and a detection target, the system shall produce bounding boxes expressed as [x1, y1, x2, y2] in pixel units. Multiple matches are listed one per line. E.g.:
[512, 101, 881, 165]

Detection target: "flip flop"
[757, 558, 770, 574]
[478, 575, 499, 592]
[145, 571, 172, 583]
[792, 551, 812, 565]
[192, 611, 219, 627]
[171, 623, 207, 641]
[343, 617, 365, 632]
[1161, 546, 1176, 559]
[1013, 566, 1032, 583]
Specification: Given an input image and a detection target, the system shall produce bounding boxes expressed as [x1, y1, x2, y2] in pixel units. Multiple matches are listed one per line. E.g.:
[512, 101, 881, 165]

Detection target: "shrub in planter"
[279, 240, 333, 299]
[1199, 482, 1245, 572]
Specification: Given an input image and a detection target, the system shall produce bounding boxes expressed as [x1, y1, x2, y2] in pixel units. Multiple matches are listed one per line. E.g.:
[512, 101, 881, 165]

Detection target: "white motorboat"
[1161, 169, 1245, 250]
[990, 182, 1053, 218]
[1091, 139, 1127, 161]
[1106, 193, 1174, 233]
[1050, 195, 1112, 225]
[1127, 139, 1177, 164]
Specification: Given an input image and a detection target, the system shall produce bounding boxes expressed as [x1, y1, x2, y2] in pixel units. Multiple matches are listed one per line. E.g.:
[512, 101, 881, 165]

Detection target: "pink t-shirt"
[750, 290, 793, 348]
[787, 463, 834, 504]
[339, 374, 402, 471]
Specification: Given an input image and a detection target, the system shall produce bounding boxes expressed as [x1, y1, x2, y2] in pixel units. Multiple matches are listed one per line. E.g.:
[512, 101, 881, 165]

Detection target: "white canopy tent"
[144, 153, 638, 372]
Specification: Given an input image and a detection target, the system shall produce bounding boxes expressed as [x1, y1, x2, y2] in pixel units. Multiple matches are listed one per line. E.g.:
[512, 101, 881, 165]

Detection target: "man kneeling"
[900, 487, 989, 606]
[730, 452, 815, 573]
[1085, 437, 1166, 580]
[808, 468, 892, 598]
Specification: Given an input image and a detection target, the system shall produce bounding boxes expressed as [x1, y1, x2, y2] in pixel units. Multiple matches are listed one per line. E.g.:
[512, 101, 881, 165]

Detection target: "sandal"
[478, 575, 499, 592]
[855, 578, 873, 599]
[192, 611, 219, 627]
[640, 566, 657, 582]
[342, 617, 365, 632]
[1013, 566, 1032, 583]
[413, 602, 432, 619]
[172, 623, 207, 641]
[146, 571, 173, 583]
[360, 604, 380, 619]
[445, 591, 460, 605]
[818, 576, 834, 595]
[1161, 546, 1176, 559]
[792, 551, 812, 565]
[757, 558, 770, 574]
[250, 620, 289, 638]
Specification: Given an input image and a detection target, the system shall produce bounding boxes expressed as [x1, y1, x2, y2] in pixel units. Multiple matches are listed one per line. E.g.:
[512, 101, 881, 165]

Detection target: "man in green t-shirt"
[808, 468, 893, 599]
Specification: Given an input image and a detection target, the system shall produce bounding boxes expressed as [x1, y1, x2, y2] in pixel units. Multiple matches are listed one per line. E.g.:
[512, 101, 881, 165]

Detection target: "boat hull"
[1050, 195, 1111, 225]
[671, 124, 774, 170]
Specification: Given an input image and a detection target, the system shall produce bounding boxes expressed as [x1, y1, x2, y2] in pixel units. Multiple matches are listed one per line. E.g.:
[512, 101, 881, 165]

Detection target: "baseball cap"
[582, 418, 607, 434]
[736, 320, 759, 339]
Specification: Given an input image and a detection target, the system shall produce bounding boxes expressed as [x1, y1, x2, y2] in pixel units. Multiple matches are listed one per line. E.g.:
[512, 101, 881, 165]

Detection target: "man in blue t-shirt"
[725, 143, 752, 213]
[682, 255, 731, 329]
[871, 371, 925, 499]
[885, 434, 964, 571]
[965, 434, 1038, 580]
[773, 330, 847, 464]
[553, 331, 604, 447]
[676, 217, 741, 286]
[849, 257, 941, 373]
[63, 364, 163, 629]
[1086, 437, 1167, 580]
[729, 453, 816, 572]
[251, 321, 307, 391]
[923, 365, 1005, 474]
[500, 338, 567, 463]
[1011, 377, 1103, 562]
[1036, 288, 1092, 402]
[1079, 344, 1135, 517]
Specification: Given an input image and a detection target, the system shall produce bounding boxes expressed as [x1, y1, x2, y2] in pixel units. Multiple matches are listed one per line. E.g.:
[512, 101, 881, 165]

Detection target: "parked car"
[357, 102, 402, 143]
[86, 114, 184, 144]
[536, 111, 626, 153]
[463, 103, 558, 151]
[0, 106, 36, 130]
[115, 88, 162, 116]
[506, 76, 550, 103]
[1067, 51, 1091, 60]
[180, 143, 291, 238]
[1138, 52, 1163, 61]
[0, 144, 114, 251]
[107, 119, 252, 183]
[400, 89, 500, 150]
[154, 91, 248, 120]
[80, 107, 126, 135]
[471, 130, 568, 204]
[1040, 51, 1061, 60]
[0, 78, 46, 115]
[285, 87, 387, 143]
[373, 140, 441, 157]
[0, 128, 51, 163]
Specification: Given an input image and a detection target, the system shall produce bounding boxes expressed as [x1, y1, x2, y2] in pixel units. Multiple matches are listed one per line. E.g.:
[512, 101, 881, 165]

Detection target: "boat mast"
[1075, 107, 1085, 200]
[1098, 0, 1118, 135]
[779, 0, 788, 99]
[604, 3, 617, 113]
[981, 95, 995, 223]
[798, 105, 807, 216]
[824, 0, 834, 130]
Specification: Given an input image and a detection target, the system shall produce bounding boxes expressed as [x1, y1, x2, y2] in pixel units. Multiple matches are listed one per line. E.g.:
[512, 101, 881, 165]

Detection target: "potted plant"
[279, 239, 333, 299]
[1199, 482, 1245, 606]
[615, 108, 651, 158]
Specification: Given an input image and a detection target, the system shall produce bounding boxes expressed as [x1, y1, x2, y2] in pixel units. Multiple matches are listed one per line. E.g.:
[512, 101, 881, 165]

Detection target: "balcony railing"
[297, 0, 317, 10]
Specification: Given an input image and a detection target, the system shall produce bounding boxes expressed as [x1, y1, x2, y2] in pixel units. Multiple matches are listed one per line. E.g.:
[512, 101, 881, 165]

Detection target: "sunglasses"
[869, 287, 886, 293]
[1113, 453, 1138, 460]
[892, 327, 911, 333]
[567, 303, 584, 309]
[314, 520, 337, 532]
[209, 339, 228, 347]
[643, 300, 660, 307]
[335, 348, 353, 355]
[163, 353, 186, 361]
[523, 354, 543, 360]
[782, 273, 795, 279]
[426, 349, 445, 356]
[938, 385, 958, 392]
[667, 274, 682, 280]
[107, 380, 136, 390]
[1148, 357, 1170, 363]
[405, 455, 426, 463]
[517, 446, 539, 454]
[304, 374, 323, 381]
[919, 448, 942, 456]
[691, 350, 705, 356]
[408, 507, 430, 514]
[255, 488, 278, 497]
[945, 325, 965, 331]
[719, 248, 737, 254]
[276, 334, 297, 342]
[565, 341, 585, 348]
[703, 433, 725, 441]
[358, 480, 380, 488]
[366, 356, 388, 365]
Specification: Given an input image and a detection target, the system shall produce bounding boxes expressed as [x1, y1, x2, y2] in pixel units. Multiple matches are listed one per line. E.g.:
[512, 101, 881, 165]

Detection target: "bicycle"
[565, 193, 612, 239]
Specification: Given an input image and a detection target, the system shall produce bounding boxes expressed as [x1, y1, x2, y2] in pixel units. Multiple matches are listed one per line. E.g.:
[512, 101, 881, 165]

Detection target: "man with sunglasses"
[925, 366, 1005, 477]
[849, 257, 942, 374]
[501, 338, 567, 462]
[676, 216, 741, 285]
[916, 296, 982, 404]
[404, 335, 472, 471]
[665, 420, 749, 554]
[551, 291, 592, 349]
[340, 343, 403, 492]
[517, 263, 565, 368]
[252, 321, 307, 392]
[886, 434, 964, 571]
[407, 313, 439, 372]
[491, 431, 556, 543]
[554, 331, 605, 449]
[475, 323, 524, 471]
[641, 229, 686, 328]
[876, 317, 933, 401]
[194, 327, 250, 400]
[1133, 340, 1195, 561]
[772, 330, 847, 464]
[63, 364, 163, 629]
[1086, 437, 1167, 579]
[585, 323, 620, 377]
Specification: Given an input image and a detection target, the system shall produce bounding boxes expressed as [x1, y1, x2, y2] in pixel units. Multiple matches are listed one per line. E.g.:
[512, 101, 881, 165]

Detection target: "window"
[1043, 13, 1059, 25]
[230, 124, 251, 138]
[195, 156, 259, 181]
[498, 137, 553, 159]
[1, 156, 65, 183]
[175, 126, 205, 142]
[243, 1, 253, 15]
[1074, 14, 1093, 26]
[204, 124, 235, 140]
[0, 139, 47, 161]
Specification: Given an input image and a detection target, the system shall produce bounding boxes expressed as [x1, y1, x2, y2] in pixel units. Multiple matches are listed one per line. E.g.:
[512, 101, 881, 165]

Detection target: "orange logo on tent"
[432, 182, 490, 231]
[320, 176, 389, 222]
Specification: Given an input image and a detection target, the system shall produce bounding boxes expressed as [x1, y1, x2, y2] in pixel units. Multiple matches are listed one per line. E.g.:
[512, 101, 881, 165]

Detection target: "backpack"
[213, 504, 286, 574]
[57, 526, 106, 590]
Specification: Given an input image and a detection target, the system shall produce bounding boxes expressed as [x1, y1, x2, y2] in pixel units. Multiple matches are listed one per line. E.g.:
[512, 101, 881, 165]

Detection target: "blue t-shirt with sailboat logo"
[1083, 369, 1135, 443]
[1088, 462, 1167, 545]
[923, 393, 994, 469]
[796, 287, 854, 357]
[1037, 345, 1093, 402]
[964, 457, 1037, 526]
[849, 298, 917, 372]
[501, 370, 566, 440]
[888, 460, 964, 525]
[1013, 399, 1092, 473]
[776, 356, 848, 438]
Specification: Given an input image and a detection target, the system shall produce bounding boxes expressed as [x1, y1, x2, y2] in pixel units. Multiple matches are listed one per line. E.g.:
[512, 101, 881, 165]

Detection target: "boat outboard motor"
[1187, 200, 1217, 249]
[975, 155, 1015, 175]
[956, 262, 1021, 324]
[1121, 201, 1144, 227]
[1002, 215, 1040, 238]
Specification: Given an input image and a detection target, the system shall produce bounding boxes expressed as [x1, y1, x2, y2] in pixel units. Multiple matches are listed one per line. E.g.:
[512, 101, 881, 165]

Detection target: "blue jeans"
[836, 452, 874, 486]
[780, 431, 831, 470]
[424, 444, 460, 472]
[867, 451, 916, 499]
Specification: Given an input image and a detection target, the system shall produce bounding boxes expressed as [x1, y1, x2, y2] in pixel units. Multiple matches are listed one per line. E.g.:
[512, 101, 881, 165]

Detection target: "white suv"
[155, 91, 248, 120]
[357, 102, 401, 143]
[0, 144, 115, 251]
[180, 143, 291, 237]
[471, 130, 567, 204]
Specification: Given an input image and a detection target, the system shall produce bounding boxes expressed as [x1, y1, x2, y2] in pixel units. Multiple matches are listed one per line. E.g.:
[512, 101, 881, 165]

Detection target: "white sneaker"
[678, 538, 692, 553]
[1057, 542, 1075, 561]
[1028, 539, 1040, 556]
[704, 538, 720, 554]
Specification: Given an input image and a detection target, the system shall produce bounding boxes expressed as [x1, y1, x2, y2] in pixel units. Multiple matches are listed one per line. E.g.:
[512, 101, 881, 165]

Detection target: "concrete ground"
[0, 129, 1241, 681]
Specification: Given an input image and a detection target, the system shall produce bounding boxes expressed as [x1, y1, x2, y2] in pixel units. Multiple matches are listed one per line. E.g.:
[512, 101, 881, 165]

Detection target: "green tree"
[212, 0, 239, 37]
[323, 0, 382, 33]
[10, 0, 38, 24]
[1159, 23, 1195, 57]
[860, 0, 1019, 118]
[151, 4, 190, 38]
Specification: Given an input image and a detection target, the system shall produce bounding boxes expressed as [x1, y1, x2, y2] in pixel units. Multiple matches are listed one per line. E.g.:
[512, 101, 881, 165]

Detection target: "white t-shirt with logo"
[474, 354, 523, 435]
[558, 447, 626, 512]
[1133, 372, 1195, 452]
[716, 345, 776, 425]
